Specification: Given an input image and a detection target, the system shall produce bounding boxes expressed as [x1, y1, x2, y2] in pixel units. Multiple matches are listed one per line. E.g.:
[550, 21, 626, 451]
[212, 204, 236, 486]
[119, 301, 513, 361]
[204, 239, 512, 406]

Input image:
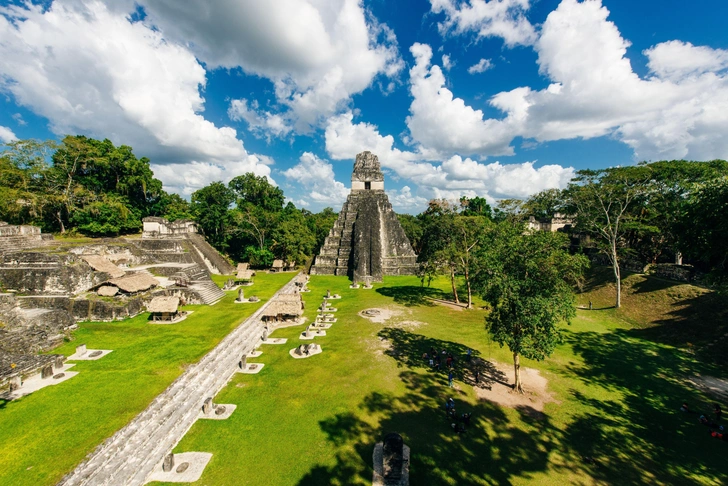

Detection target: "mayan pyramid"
[310, 151, 418, 282]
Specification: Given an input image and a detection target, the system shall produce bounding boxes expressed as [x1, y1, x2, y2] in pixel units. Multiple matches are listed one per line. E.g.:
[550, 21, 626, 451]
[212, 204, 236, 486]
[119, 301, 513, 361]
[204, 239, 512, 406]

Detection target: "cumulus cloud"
[0, 126, 17, 143]
[645, 40, 728, 81]
[468, 58, 493, 74]
[324, 111, 574, 212]
[282, 152, 349, 206]
[413, 0, 728, 162]
[406, 43, 517, 156]
[0, 0, 272, 195]
[430, 0, 537, 47]
[228, 99, 292, 140]
[129, 0, 403, 134]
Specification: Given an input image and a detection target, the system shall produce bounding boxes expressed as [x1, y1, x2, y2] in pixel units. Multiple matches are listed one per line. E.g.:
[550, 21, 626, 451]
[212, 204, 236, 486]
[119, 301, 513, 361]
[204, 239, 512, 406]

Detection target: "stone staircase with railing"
[58, 274, 300, 486]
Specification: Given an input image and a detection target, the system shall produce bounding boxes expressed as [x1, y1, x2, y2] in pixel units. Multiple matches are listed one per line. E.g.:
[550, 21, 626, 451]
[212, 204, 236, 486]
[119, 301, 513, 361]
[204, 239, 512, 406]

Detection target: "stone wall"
[0, 252, 105, 295]
[0, 293, 76, 354]
[17, 295, 148, 322]
[186, 233, 234, 275]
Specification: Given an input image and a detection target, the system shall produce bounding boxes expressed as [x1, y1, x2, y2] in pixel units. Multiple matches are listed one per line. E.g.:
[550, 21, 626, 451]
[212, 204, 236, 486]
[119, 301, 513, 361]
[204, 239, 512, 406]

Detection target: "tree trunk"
[513, 352, 523, 394]
[611, 242, 621, 309]
[465, 267, 472, 309]
[56, 211, 65, 234]
[450, 265, 459, 304]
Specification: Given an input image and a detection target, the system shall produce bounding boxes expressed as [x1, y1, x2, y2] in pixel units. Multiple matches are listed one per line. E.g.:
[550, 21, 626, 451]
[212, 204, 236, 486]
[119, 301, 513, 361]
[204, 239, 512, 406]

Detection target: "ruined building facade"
[311, 151, 418, 282]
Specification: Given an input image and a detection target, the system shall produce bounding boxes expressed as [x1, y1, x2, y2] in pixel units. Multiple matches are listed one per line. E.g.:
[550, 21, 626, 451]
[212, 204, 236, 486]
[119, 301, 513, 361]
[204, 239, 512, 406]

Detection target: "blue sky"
[1, 0, 727, 213]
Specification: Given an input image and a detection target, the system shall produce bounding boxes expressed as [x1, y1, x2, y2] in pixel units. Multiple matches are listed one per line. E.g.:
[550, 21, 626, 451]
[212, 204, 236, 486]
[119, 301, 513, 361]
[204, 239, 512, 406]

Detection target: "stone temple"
[311, 151, 418, 282]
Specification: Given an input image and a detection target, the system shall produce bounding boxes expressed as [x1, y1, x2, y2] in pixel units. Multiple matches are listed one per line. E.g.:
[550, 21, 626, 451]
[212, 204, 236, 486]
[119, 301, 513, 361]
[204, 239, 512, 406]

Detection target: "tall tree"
[566, 167, 649, 308]
[474, 222, 588, 393]
[229, 173, 285, 212]
[191, 182, 234, 249]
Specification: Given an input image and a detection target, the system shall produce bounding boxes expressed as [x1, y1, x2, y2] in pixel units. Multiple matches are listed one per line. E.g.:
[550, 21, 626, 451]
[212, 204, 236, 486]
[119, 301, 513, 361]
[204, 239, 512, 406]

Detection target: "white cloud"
[0, 0, 272, 195]
[442, 54, 454, 71]
[468, 58, 493, 74]
[0, 125, 17, 143]
[406, 43, 517, 156]
[128, 0, 403, 134]
[282, 152, 349, 207]
[645, 40, 728, 81]
[228, 99, 292, 140]
[324, 111, 574, 212]
[430, 0, 537, 47]
[411, 0, 728, 162]
[11, 113, 26, 126]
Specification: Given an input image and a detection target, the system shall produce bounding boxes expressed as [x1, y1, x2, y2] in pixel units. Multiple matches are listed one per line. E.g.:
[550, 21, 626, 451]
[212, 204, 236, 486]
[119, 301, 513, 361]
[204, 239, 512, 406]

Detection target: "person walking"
[448, 370, 454, 388]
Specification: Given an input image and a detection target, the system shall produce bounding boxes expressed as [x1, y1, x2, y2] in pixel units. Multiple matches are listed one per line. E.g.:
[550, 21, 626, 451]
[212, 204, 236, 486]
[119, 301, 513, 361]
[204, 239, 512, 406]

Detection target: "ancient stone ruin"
[373, 432, 410, 486]
[310, 151, 417, 283]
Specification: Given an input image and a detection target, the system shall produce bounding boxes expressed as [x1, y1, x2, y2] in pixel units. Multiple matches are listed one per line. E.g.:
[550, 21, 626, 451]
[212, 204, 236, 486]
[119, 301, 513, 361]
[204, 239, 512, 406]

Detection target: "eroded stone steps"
[59, 274, 300, 486]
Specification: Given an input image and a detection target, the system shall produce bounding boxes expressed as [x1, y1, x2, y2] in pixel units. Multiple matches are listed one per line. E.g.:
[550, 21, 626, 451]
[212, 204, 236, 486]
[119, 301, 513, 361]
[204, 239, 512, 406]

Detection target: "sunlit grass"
[0, 272, 292, 486]
[167, 274, 727, 485]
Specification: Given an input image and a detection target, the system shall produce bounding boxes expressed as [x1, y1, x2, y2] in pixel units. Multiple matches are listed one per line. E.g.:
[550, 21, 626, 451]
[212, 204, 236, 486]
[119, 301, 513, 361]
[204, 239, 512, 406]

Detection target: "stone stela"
[310, 151, 418, 284]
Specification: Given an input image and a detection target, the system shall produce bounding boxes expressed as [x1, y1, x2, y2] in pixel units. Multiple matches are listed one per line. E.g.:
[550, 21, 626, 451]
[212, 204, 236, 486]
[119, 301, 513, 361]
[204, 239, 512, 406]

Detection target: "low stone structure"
[147, 296, 186, 323]
[142, 217, 198, 238]
[290, 343, 322, 359]
[526, 213, 573, 232]
[106, 272, 160, 295]
[271, 260, 284, 272]
[310, 151, 418, 283]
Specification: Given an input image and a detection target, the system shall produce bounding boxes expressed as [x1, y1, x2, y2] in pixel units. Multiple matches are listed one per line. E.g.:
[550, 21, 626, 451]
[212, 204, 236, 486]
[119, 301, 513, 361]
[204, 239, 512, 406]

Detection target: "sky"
[1, 0, 727, 214]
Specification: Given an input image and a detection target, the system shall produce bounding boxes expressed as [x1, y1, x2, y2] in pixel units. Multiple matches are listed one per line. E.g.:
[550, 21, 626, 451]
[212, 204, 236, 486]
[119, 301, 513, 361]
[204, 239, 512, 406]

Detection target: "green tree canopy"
[474, 221, 588, 393]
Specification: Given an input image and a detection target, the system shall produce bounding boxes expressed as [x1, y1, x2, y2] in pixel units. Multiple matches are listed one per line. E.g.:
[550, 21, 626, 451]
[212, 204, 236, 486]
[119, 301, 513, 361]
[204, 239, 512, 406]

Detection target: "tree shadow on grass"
[563, 329, 728, 485]
[298, 330, 571, 486]
[375, 286, 446, 307]
[378, 328, 508, 389]
[299, 369, 564, 486]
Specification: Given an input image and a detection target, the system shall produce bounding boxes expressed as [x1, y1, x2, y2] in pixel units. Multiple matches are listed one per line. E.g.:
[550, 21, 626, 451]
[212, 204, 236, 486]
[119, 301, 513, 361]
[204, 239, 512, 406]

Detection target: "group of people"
[445, 397, 472, 434]
[682, 401, 725, 440]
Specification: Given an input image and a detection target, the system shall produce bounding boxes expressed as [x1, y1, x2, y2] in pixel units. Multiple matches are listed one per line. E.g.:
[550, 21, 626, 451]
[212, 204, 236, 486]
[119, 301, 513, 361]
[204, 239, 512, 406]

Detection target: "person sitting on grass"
[680, 402, 690, 413]
[461, 412, 472, 425]
[714, 404, 722, 422]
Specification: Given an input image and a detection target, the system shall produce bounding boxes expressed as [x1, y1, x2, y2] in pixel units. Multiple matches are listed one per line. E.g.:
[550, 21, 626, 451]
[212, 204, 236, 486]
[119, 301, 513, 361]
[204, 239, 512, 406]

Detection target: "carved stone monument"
[202, 397, 213, 415]
[236, 288, 245, 302]
[163, 453, 175, 472]
[310, 151, 418, 283]
[373, 432, 410, 486]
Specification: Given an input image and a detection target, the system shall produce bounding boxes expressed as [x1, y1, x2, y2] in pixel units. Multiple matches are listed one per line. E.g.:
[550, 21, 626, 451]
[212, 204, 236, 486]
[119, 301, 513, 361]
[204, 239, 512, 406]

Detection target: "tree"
[523, 188, 564, 220]
[452, 215, 488, 309]
[565, 167, 649, 308]
[191, 182, 234, 249]
[398, 213, 424, 254]
[474, 222, 588, 393]
[493, 198, 526, 222]
[418, 200, 459, 300]
[460, 196, 493, 218]
[229, 173, 285, 212]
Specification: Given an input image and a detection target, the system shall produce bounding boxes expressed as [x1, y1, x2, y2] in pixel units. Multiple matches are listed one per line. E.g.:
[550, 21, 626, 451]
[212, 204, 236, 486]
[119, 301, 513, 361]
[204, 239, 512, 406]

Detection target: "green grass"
[3, 271, 727, 485]
[162, 275, 727, 486]
[0, 271, 293, 486]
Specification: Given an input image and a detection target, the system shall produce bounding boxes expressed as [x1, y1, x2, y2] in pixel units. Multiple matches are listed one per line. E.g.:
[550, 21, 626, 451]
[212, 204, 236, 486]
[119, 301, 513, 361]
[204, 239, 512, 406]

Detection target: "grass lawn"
[165, 274, 727, 486]
[0, 271, 293, 486]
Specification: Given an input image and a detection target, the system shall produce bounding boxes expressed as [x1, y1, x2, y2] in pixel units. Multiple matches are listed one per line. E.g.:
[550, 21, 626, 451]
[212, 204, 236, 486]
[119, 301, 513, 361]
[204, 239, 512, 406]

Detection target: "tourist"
[446, 356, 453, 368]
[680, 402, 690, 413]
[699, 415, 718, 428]
[589, 300, 593, 310]
[714, 404, 722, 422]
[429, 356, 434, 368]
[466, 348, 472, 361]
[475, 370, 480, 384]
[448, 370, 454, 388]
[461, 412, 472, 425]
